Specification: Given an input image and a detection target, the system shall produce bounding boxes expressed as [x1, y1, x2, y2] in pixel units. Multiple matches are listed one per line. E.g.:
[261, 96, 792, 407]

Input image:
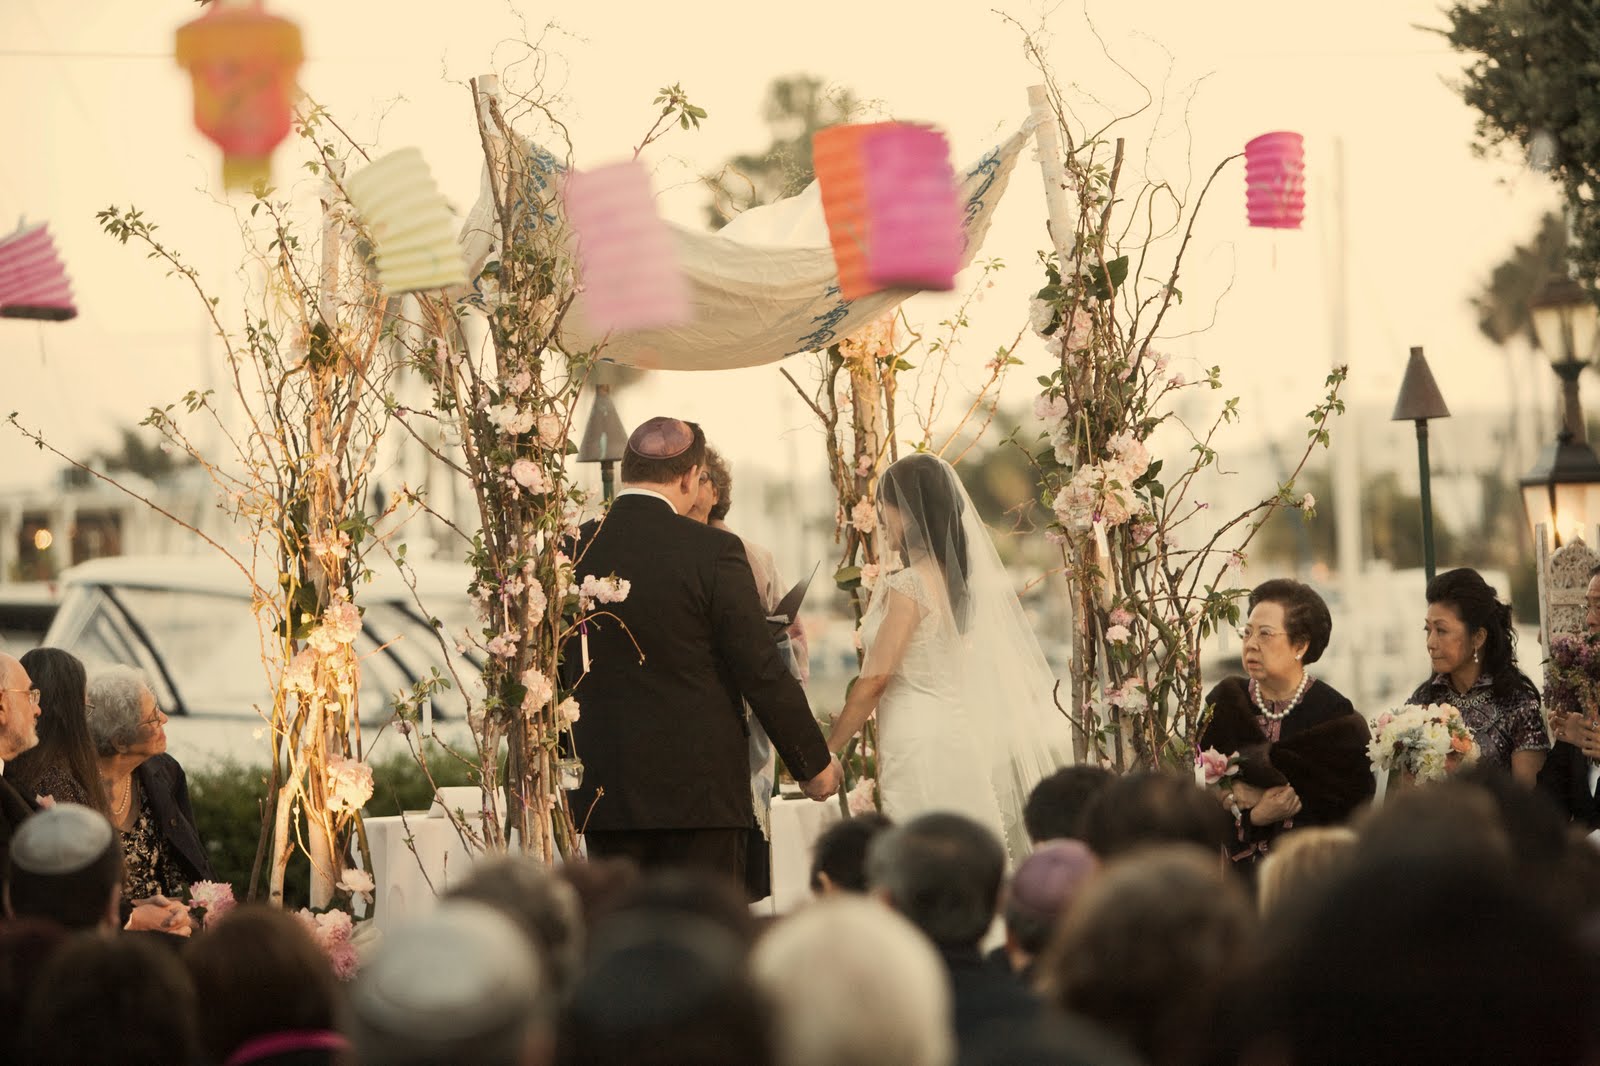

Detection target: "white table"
[763, 793, 842, 914]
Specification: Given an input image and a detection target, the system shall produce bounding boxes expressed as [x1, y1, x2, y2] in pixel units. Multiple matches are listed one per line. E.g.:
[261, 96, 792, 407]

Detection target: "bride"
[825, 453, 1075, 856]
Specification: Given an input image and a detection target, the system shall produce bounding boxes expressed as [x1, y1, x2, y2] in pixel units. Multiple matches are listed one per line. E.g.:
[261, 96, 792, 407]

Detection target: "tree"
[1441, 2, 1600, 292]
[702, 75, 859, 230]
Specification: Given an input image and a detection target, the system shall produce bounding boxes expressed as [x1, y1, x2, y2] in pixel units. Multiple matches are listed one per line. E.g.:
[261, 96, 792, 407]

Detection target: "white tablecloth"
[763, 793, 842, 914]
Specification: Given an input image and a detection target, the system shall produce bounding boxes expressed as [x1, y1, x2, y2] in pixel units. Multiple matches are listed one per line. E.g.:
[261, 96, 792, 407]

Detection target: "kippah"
[626, 416, 693, 459]
[11, 803, 116, 875]
[1009, 839, 1097, 924]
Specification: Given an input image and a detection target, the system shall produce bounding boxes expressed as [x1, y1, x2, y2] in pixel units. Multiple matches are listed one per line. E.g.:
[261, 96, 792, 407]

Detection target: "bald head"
[0, 655, 38, 761]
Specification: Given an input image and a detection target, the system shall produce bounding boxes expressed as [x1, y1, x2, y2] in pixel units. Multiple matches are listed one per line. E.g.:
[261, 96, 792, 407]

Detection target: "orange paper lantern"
[813, 122, 891, 301]
[175, 1, 304, 191]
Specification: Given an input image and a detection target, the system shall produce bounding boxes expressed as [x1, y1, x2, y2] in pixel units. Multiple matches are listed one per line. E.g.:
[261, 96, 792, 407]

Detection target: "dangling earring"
[1472, 649, 1479, 664]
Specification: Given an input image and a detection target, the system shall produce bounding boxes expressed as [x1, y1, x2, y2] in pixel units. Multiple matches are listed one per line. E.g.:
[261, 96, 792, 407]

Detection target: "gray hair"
[86, 665, 153, 756]
[865, 812, 1005, 949]
[751, 895, 953, 1066]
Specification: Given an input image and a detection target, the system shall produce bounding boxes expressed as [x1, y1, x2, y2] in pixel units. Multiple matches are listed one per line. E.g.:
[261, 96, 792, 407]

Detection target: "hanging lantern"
[345, 148, 468, 294]
[813, 122, 888, 301]
[0, 223, 76, 322]
[174, 0, 304, 191]
[861, 123, 961, 292]
[1244, 131, 1305, 229]
[563, 159, 689, 333]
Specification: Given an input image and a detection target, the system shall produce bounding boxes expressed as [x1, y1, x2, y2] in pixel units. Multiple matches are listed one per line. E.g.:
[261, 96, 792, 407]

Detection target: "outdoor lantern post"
[1392, 346, 1452, 582]
[577, 383, 628, 503]
[1519, 274, 1600, 548]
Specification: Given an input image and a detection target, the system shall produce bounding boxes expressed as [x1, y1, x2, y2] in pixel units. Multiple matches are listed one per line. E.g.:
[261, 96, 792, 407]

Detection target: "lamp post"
[577, 383, 628, 503]
[1392, 346, 1451, 582]
[1519, 274, 1600, 547]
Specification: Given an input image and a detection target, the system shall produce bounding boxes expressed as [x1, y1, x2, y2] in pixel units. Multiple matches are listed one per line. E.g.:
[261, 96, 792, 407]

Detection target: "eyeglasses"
[1237, 626, 1283, 643]
[2, 688, 41, 706]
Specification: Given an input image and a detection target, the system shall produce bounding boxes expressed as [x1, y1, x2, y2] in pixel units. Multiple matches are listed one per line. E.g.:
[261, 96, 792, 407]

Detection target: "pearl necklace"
[109, 776, 131, 821]
[1250, 674, 1310, 721]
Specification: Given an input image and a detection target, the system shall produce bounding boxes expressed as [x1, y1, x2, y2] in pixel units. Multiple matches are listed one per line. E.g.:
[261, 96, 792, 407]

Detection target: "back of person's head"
[559, 911, 774, 1066]
[183, 904, 343, 1065]
[1023, 765, 1113, 843]
[26, 930, 200, 1066]
[1079, 771, 1233, 860]
[1257, 848, 1593, 1065]
[10, 647, 104, 814]
[556, 856, 641, 934]
[350, 902, 549, 1066]
[610, 867, 760, 950]
[445, 854, 586, 1001]
[809, 812, 893, 894]
[620, 416, 707, 485]
[751, 895, 952, 1066]
[1003, 838, 1099, 956]
[5, 802, 121, 930]
[1039, 844, 1256, 1066]
[1354, 779, 1511, 868]
[1255, 826, 1357, 918]
[0, 919, 67, 1066]
[864, 811, 1005, 950]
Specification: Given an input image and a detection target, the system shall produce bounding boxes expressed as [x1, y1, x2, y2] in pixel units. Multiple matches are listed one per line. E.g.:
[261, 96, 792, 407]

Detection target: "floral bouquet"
[1194, 747, 1240, 789]
[1544, 632, 1600, 723]
[1368, 704, 1477, 785]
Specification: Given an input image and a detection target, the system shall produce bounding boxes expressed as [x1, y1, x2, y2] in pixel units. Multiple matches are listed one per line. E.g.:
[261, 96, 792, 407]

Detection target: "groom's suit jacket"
[1538, 740, 1600, 830]
[564, 493, 831, 833]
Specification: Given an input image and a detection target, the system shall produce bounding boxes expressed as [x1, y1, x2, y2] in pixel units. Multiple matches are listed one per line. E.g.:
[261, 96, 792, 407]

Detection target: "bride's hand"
[1229, 781, 1265, 809]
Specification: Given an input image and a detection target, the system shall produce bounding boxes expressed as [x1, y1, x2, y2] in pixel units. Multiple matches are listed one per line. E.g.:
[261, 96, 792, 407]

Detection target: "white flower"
[506, 370, 532, 394]
[511, 459, 551, 493]
[488, 404, 536, 436]
[485, 632, 518, 658]
[1065, 309, 1093, 351]
[1033, 393, 1069, 425]
[1027, 297, 1055, 336]
[283, 649, 318, 693]
[536, 413, 564, 448]
[521, 667, 554, 711]
[558, 697, 581, 723]
[847, 776, 878, 816]
[321, 599, 362, 645]
[326, 756, 375, 812]
[336, 868, 375, 900]
[850, 498, 877, 534]
[860, 563, 880, 591]
[578, 574, 631, 613]
[1105, 623, 1131, 644]
[1300, 492, 1317, 512]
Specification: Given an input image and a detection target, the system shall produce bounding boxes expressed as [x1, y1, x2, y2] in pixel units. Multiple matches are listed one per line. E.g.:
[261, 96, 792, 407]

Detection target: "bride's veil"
[873, 453, 1078, 856]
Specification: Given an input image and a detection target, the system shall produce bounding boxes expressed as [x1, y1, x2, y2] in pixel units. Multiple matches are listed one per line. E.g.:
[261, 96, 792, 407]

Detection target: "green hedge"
[185, 744, 480, 909]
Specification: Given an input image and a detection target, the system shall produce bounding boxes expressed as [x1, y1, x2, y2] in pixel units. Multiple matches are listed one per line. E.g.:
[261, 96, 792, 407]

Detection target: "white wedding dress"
[862, 564, 1009, 844]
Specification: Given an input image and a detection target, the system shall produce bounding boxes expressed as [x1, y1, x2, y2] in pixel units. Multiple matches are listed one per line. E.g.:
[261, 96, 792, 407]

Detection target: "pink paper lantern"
[0, 223, 76, 322]
[563, 160, 689, 334]
[861, 124, 962, 292]
[1244, 131, 1306, 229]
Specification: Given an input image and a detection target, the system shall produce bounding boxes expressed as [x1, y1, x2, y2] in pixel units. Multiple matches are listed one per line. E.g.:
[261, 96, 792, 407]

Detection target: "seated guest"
[8, 648, 106, 814]
[25, 930, 201, 1066]
[0, 652, 42, 872]
[183, 904, 347, 1066]
[555, 856, 640, 935]
[998, 839, 1098, 981]
[1254, 825, 1356, 918]
[87, 666, 213, 931]
[809, 812, 892, 895]
[351, 902, 552, 1066]
[1022, 765, 1112, 844]
[0, 920, 66, 1066]
[559, 911, 773, 1066]
[445, 855, 586, 1003]
[5, 803, 121, 931]
[866, 812, 1039, 1063]
[1038, 845, 1257, 1066]
[751, 895, 953, 1066]
[1079, 771, 1233, 861]
[608, 867, 762, 950]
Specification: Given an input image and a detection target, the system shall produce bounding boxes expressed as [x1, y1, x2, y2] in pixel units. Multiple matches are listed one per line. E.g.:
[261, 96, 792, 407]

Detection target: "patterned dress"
[1406, 673, 1548, 770]
[120, 792, 189, 901]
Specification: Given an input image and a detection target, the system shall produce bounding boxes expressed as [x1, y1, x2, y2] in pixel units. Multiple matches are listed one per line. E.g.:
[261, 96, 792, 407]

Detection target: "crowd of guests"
[3, 559, 1600, 1063]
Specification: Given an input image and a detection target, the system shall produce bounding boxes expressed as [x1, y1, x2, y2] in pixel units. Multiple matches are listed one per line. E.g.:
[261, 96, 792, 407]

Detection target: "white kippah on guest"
[11, 803, 116, 875]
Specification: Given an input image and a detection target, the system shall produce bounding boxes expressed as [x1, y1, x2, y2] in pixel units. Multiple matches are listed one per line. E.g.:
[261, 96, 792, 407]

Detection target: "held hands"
[800, 755, 843, 802]
[1248, 785, 1302, 826]
[125, 894, 193, 938]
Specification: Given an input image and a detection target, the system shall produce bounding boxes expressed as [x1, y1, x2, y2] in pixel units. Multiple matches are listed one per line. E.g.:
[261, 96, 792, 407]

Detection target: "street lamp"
[1520, 274, 1600, 547]
[577, 383, 628, 503]
[1392, 346, 1451, 582]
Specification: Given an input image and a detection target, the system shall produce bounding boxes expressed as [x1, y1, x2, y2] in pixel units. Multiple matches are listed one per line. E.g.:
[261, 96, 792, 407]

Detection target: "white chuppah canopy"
[457, 119, 1038, 372]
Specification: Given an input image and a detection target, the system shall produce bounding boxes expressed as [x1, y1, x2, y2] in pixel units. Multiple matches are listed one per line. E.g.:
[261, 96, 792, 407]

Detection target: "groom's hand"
[800, 756, 843, 801]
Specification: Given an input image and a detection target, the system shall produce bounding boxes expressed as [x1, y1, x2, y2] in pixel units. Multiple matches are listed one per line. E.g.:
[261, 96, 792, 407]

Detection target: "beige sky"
[0, 0, 1562, 495]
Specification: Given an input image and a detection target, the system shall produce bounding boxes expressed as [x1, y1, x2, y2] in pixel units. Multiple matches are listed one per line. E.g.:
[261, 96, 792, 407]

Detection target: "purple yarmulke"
[626, 416, 693, 459]
[1009, 839, 1098, 924]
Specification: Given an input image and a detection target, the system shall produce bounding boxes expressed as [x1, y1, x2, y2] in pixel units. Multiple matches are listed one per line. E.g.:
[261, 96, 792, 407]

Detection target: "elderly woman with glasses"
[86, 665, 213, 929]
[1196, 579, 1375, 867]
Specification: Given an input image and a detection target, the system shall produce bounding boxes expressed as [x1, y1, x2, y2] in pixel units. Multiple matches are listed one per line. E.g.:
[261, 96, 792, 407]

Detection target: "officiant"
[1197, 578, 1374, 868]
[563, 417, 839, 886]
[687, 445, 811, 901]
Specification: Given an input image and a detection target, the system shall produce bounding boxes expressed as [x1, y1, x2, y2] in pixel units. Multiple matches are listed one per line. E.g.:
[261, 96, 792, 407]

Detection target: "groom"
[564, 416, 840, 881]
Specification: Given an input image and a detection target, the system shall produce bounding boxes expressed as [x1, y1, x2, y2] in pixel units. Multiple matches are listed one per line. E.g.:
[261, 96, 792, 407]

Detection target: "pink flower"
[1105, 623, 1131, 644]
[847, 776, 878, 816]
[485, 632, 518, 658]
[34, 794, 55, 809]
[295, 908, 361, 980]
[1065, 309, 1093, 351]
[321, 599, 362, 645]
[1033, 393, 1069, 424]
[1110, 607, 1134, 627]
[506, 369, 532, 394]
[537, 414, 564, 447]
[521, 667, 554, 711]
[189, 881, 237, 921]
[1196, 747, 1236, 787]
[860, 563, 880, 591]
[511, 459, 551, 493]
[282, 649, 318, 693]
[855, 453, 874, 478]
[578, 574, 631, 612]
[850, 498, 877, 534]
[1300, 492, 1317, 512]
[326, 756, 375, 813]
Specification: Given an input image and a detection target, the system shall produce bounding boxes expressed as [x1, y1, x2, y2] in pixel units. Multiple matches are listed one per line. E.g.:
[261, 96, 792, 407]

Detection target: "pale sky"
[0, 0, 1564, 499]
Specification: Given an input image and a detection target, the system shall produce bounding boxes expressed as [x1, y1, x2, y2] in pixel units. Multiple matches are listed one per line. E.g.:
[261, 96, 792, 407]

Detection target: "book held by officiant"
[768, 562, 819, 637]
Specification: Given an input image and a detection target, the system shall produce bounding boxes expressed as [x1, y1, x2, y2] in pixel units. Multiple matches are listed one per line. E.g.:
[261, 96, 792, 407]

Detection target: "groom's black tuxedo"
[564, 493, 830, 870]
[1537, 740, 1600, 830]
